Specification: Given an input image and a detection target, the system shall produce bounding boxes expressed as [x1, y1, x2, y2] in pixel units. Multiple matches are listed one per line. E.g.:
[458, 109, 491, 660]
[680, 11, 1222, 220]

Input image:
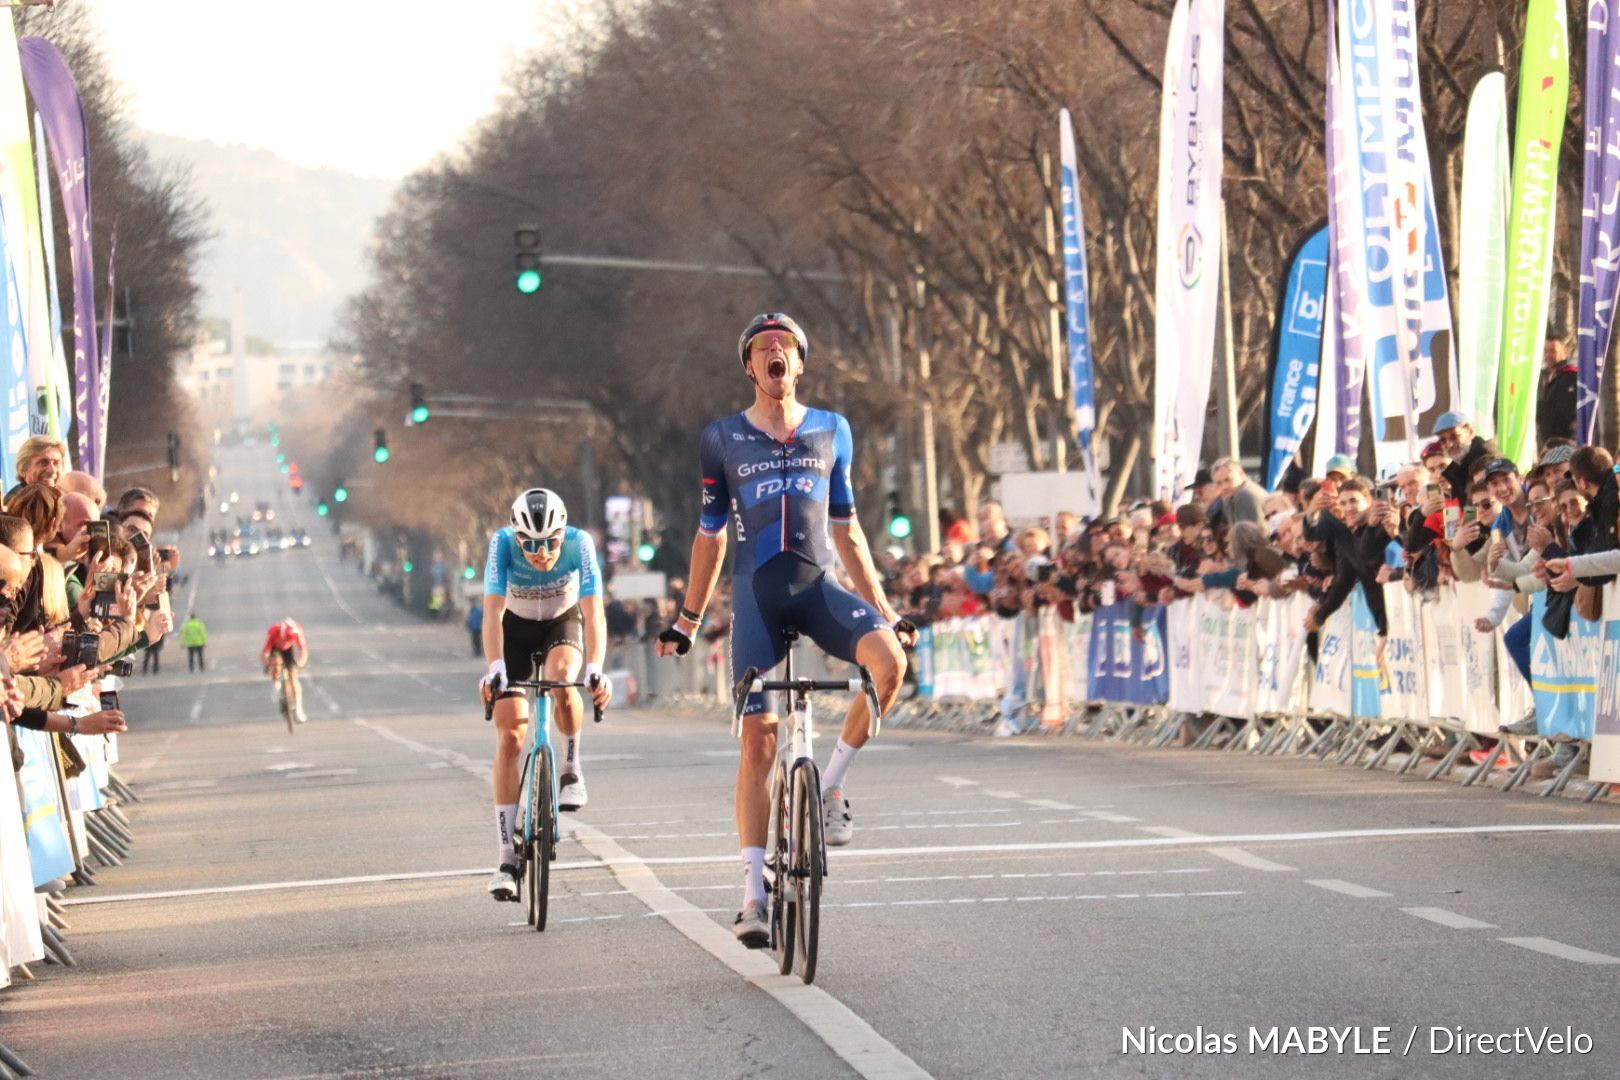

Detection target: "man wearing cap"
[1428, 410, 1494, 505]
[1536, 338, 1578, 447]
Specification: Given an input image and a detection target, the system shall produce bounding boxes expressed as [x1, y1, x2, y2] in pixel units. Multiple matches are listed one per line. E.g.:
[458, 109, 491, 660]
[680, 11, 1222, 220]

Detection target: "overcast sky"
[82, 0, 575, 178]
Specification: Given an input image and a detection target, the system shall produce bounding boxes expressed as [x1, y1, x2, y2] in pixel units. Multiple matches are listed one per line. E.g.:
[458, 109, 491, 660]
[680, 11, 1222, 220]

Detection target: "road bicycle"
[274, 660, 300, 733]
[733, 628, 882, 984]
[486, 660, 603, 931]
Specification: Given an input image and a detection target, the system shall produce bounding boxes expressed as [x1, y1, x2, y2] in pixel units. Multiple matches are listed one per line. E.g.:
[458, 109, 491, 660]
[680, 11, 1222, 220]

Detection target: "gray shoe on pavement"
[823, 787, 852, 847]
[733, 902, 769, 948]
[559, 773, 587, 812]
[1499, 710, 1539, 736]
[487, 863, 520, 902]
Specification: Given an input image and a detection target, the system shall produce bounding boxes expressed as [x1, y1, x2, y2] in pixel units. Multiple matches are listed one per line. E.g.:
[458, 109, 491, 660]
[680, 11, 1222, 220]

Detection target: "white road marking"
[145, 779, 219, 792]
[264, 762, 314, 772]
[62, 866, 556, 905]
[1026, 799, 1079, 810]
[1307, 879, 1392, 899]
[1139, 826, 1201, 838]
[567, 818, 934, 1080]
[1207, 849, 1295, 873]
[1499, 938, 1620, 965]
[935, 775, 979, 787]
[285, 768, 359, 780]
[1402, 907, 1497, 931]
[1081, 810, 1141, 823]
[983, 790, 1025, 800]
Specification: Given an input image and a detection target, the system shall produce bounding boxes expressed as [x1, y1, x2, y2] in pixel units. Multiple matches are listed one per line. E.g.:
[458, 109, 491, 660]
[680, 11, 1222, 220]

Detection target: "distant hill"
[141, 132, 396, 347]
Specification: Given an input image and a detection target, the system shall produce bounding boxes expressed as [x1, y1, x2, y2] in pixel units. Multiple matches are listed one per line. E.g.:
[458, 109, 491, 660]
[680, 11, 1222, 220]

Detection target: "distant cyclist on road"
[261, 617, 308, 724]
[655, 313, 913, 947]
[480, 488, 613, 902]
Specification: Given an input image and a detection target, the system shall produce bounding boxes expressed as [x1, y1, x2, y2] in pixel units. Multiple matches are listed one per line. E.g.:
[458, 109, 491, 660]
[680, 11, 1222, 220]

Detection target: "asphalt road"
[3, 445, 1619, 1079]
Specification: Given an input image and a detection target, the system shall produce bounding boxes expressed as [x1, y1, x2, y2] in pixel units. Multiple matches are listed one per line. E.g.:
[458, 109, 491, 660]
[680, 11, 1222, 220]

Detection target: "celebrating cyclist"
[480, 488, 612, 903]
[261, 617, 308, 724]
[655, 313, 913, 947]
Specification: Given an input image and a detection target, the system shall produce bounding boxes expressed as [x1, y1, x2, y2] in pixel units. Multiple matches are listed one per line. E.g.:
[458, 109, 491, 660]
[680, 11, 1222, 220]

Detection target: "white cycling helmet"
[511, 488, 567, 539]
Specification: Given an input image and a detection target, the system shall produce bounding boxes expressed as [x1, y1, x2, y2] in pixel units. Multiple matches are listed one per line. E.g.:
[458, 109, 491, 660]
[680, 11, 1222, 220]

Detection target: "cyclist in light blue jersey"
[656, 313, 914, 947]
[479, 488, 612, 902]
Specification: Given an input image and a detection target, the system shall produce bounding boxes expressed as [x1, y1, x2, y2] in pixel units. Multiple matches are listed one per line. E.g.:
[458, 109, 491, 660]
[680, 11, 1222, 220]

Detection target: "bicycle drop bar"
[489, 679, 605, 724]
[731, 668, 885, 737]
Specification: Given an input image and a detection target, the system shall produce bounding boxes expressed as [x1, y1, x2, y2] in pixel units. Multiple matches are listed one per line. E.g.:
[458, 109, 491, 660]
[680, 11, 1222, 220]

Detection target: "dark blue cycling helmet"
[737, 313, 809, 368]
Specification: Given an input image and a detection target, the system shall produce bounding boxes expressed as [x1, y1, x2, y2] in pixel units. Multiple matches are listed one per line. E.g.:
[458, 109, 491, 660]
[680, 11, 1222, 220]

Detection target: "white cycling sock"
[742, 847, 767, 906]
[563, 733, 581, 775]
[820, 739, 859, 795]
[495, 803, 519, 865]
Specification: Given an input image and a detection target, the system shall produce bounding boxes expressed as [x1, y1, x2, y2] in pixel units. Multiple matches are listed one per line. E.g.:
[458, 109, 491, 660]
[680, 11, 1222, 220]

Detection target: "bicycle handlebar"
[730, 667, 884, 738]
[484, 678, 605, 724]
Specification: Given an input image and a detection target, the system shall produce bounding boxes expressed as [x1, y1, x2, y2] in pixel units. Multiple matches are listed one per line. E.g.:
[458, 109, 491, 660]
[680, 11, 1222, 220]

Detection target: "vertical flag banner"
[1341, 0, 1459, 476]
[1058, 108, 1099, 516]
[0, 207, 28, 488]
[19, 36, 101, 475]
[31, 112, 72, 442]
[1577, 8, 1620, 443]
[1459, 72, 1511, 438]
[0, 19, 60, 450]
[1264, 225, 1329, 489]
[1324, 0, 1366, 462]
[1499, 0, 1569, 468]
[1153, 0, 1225, 501]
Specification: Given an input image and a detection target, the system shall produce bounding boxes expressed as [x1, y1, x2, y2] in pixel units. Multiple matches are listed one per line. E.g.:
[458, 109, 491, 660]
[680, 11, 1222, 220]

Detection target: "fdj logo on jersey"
[753, 475, 820, 499]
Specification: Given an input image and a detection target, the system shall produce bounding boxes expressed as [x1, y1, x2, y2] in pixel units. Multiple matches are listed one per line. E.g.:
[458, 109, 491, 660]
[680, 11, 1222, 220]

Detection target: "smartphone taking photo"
[90, 571, 126, 619]
[130, 531, 153, 574]
[99, 690, 120, 713]
[85, 519, 111, 563]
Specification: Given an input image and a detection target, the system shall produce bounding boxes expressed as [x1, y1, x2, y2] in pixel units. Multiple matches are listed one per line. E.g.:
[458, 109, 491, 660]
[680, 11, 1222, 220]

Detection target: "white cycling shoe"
[487, 863, 520, 902]
[733, 902, 769, 948]
[559, 773, 587, 812]
[822, 787, 853, 847]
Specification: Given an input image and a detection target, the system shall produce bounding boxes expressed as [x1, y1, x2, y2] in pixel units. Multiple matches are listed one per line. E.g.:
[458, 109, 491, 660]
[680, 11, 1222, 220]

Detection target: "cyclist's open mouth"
[767, 357, 787, 379]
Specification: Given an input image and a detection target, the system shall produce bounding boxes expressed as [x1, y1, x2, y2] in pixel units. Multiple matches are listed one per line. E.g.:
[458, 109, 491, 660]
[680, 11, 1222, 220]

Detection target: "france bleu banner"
[1086, 602, 1168, 706]
[1576, 8, 1620, 443]
[20, 37, 102, 476]
[1265, 224, 1328, 489]
[0, 206, 30, 489]
[1058, 108, 1099, 510]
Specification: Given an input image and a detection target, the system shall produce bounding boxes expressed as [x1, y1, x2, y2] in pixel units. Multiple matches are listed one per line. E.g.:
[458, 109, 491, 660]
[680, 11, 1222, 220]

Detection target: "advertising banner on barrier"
[1350, 587, 1382, 719]
[1528, 591, 1600, 741]
[914, 624, 935, 698]
[1086, 602, 1168, 706]
[1592, 583, 1620, 782]
[1197, 596, 1256, 720]
[1310, 602, 1354, 718]
[0, 733, 45, 967]
[16, 727, 74, 887]
[1255, 592, 1310, 715]
[1166, 600, 1200, 714]
[1379, 584, 1429, 724]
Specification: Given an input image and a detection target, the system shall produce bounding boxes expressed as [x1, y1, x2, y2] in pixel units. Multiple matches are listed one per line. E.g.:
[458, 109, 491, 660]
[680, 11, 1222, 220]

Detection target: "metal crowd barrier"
[889, 580, 1620, 801]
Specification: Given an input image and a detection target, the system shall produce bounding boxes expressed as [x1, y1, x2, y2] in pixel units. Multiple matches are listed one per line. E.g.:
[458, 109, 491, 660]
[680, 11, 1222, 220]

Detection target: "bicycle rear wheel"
[527, 745, 555, 932]
[280, 672, 295, 733]
[770, 761, 795, 974]
[792, 762, 824, 984]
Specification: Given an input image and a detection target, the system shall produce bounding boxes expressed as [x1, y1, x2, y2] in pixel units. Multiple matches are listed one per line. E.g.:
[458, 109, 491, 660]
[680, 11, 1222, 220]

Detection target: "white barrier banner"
[1309, 602, 1355, 718]
[0, 732, 45, 970]
[1255, 591, 1310, 715]
[1065, 611, 1093, 702]
[1378, 584, 1430, 725]
[1166, 600, 1201, 714]
[1449, 582, 1504, 733]
[1591, 581, 1620, 783]
[1197, 595, 1257, 720]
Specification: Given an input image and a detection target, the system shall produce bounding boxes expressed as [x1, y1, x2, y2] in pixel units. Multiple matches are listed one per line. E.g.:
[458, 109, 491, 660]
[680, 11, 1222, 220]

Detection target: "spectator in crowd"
[58, 470, 106, 511]
[1304, 478, 1392, 651]
[142, 629, 166, 674]
[181, 612, 209, 672]
[1210, 456, 1268, 526]
[976, 500, 1017, 556]
[465, 601, 483, 658]
[1428, 411, 1494, 504]
[1536, 337, 1578, 447]
[7, 435, 67, 501]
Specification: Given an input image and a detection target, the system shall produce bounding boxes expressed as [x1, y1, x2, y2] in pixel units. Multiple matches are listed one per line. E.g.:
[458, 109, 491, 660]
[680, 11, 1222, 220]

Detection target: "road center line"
[1307, 879, 1392, 899]
[1401, 907, 1497, 931]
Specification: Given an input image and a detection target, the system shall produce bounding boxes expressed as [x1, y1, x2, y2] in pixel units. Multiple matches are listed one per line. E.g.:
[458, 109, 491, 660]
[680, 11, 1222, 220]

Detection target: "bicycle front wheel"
[281, 674, 295, 733]
[793, 762, 824, 984]
[770, 761, 796, 974]
[527, 745, 555, 932]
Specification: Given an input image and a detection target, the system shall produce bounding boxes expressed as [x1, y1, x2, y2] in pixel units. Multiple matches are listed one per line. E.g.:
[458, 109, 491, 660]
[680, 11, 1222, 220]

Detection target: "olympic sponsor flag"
[1498, 0, 1569, 468]
[1576, 8, 1620, 442]
[19, 37, 96, 465]
[0, 19, 61, 448]
[1458, 72, 1511, 438]
[1058, 108, 1100, 510]
[1323, 0, 1366, 462]
[1153, 0, 1225, 501]
[1264, 224, 1328, 488]
[1341, 0, 1459, 476]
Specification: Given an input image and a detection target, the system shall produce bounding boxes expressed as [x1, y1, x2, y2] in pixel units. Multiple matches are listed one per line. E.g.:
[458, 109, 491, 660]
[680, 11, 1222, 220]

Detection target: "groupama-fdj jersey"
[698, 408, 856, 574]
[483, 525, 601, 622]
[698, 407, 887, 714]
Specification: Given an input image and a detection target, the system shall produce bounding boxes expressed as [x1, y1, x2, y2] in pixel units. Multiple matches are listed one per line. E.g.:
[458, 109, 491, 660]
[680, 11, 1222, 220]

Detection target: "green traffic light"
[411, 404, 430, 424]
[276, 452, 286, 464]
[280, 464, 289, 475]
[402, 560, 415, 573]
[637, 542, 656, 563]
[270, 434, 280, 448]
[516, 268, 542, 294]
[887, 515, 913, 540]
[463, 565, 477, 581]
[374, 445, 391, 464]
[334, 487, 349, 503]
[316, 502, 330, 517]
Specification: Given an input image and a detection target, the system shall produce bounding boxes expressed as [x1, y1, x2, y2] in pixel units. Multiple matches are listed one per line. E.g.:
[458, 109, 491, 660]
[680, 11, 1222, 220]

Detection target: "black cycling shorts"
[501, 606, 584, 685]
[273, 646, 303, 670]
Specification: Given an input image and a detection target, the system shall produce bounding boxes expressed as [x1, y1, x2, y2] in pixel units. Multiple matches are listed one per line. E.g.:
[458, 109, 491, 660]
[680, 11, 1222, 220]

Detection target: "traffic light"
[514, 225, 542, 293]
[885, 491, 912, 540]
[402, 560, 415, 574]
[268, 422, 280, 448]
[463, 565, 477, 581]
[290, 475, 304, 492]
[166, 432, 180, 482]
[373, 428, 390, 463]
[333, 482, 349, 503]
[316, 500, 330, 517]
[410, 383, 430, 424]
[280, 463, 290, 475]
[637, 542, 656, 564]
[276, 452, 286, 465]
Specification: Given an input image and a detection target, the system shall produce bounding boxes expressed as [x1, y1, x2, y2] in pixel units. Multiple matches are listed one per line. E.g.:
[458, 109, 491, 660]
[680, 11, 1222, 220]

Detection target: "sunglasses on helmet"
[519, 535, 563, 554]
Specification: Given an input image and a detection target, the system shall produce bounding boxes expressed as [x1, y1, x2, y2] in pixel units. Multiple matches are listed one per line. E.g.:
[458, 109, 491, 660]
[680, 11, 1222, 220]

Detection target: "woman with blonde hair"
[37, 552, 70, 628]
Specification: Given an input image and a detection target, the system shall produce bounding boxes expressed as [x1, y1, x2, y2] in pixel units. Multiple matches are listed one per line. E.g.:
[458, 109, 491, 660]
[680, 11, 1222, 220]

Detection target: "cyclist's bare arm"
[482, 594, 506, 665]
[680, 530, 727, 621]
[831, 520, 900, 623]
[579, 594, 607, 669]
